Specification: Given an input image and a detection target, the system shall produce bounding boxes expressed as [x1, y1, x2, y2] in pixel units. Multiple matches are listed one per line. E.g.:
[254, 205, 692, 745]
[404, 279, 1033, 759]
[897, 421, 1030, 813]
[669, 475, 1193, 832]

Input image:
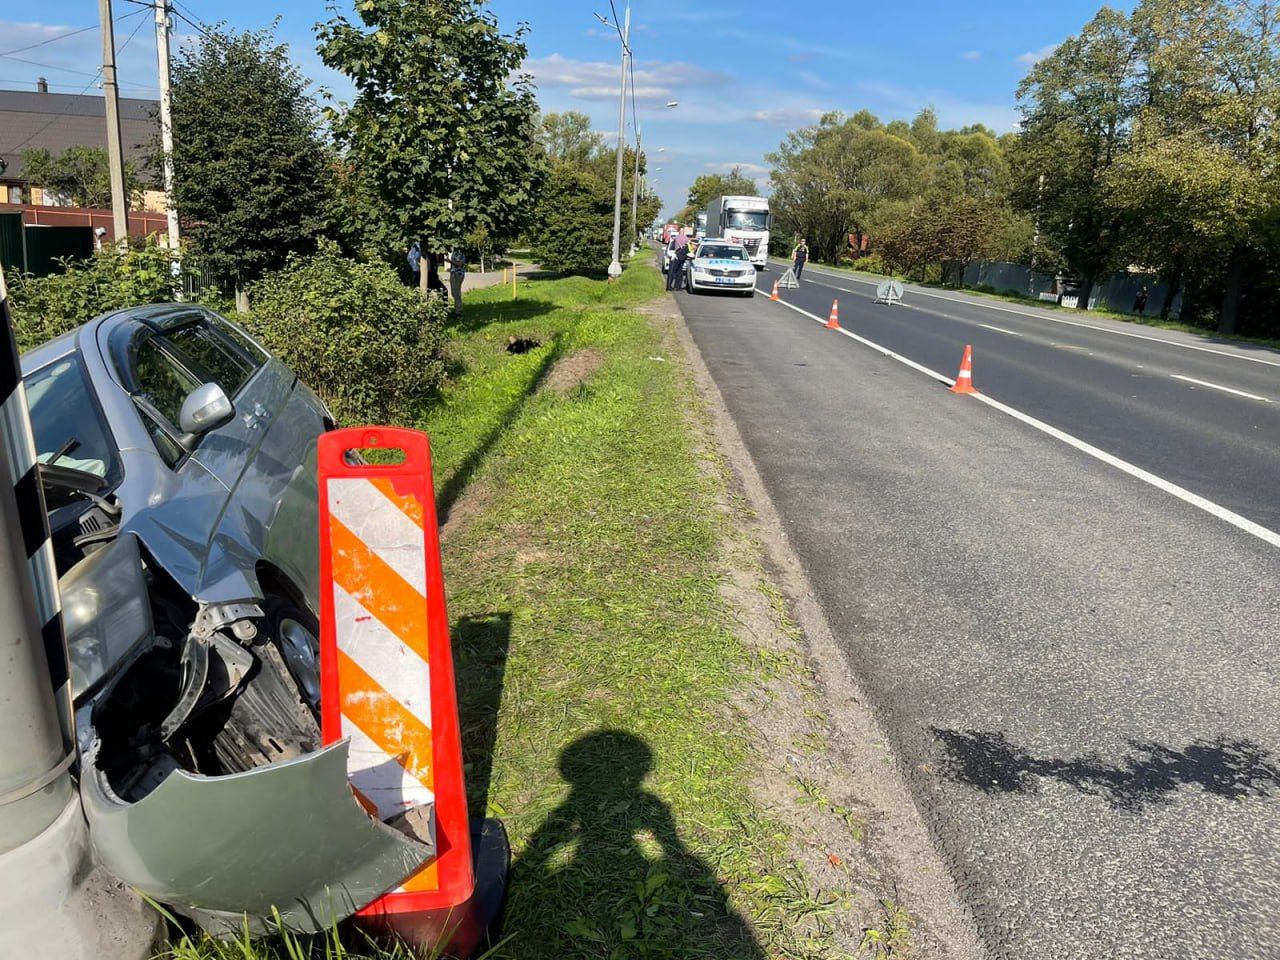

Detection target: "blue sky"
[3, 1, 1116, 216]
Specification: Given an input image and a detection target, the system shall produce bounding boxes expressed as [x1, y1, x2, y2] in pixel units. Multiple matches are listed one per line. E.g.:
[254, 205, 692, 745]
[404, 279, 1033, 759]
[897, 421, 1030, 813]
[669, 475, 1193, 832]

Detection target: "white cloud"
[746, 107, 825, 127]
[707, 161, 769, 177]
[1017, 43, 1058, 66]
[524, 53, 729, 106]
[961, 50, 982, 61]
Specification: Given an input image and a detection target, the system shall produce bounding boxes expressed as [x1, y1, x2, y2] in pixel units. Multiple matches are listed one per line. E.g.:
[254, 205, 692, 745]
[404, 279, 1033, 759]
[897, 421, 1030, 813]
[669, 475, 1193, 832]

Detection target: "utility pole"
[628, 123, 641, 257]
[99, 0, 130, 247]
[155, 0, 180, 260]
[607, 4, 630, 280]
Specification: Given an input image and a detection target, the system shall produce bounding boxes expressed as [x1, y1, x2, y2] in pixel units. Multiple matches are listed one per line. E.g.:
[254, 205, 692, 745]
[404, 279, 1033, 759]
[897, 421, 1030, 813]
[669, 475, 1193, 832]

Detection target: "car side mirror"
[179, 382, 234, 436]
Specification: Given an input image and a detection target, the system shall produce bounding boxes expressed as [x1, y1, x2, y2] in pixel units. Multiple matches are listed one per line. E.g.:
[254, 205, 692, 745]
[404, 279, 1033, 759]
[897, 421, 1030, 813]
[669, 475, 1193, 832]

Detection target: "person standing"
[407, 241, 422, 287]
[791, 238, 809, 281]
[671, 235, 690, 291]
[1132, 285, 1149, 315]
[426, 251, 446, 296]
[448, 248, 467, 317]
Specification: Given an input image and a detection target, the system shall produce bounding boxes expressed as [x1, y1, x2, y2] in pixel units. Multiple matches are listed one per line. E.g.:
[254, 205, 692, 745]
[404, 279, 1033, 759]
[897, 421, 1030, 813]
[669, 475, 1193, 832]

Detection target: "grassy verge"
[790, 259, 1280, 351]
[163, 256, 835, 958]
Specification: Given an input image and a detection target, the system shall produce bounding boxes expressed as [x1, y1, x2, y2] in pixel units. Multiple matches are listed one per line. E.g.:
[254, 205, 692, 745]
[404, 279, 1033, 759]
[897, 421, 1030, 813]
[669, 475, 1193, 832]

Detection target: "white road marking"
[978, 323, 1022, 337]
[778, 261, 1280, 369]
[754, 288, 1280, 550]
[1171, 374, 1273, 403]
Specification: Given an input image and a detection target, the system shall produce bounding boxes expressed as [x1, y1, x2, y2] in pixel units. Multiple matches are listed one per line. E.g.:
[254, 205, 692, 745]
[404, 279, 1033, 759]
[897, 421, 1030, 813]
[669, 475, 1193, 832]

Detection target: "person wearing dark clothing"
[671, 241, 689, 291]
[426, 251, 447, 296]
[1132, 285, 1149, 314]
[791, 238, 809, 280]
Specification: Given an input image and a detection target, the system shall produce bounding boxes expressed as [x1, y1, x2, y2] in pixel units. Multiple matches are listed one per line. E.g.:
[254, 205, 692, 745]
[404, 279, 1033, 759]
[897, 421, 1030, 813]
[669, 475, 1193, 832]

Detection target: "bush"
[528, 162, 612, 275]
[247, 242, 448, 425]
[850, 254, 889, 275]
[8, 243, 180, 352]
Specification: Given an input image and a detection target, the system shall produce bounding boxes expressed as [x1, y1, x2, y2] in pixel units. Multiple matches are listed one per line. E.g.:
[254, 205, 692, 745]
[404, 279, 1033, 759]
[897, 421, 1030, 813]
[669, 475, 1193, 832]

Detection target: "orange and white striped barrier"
[950, 345, 976, 394]
[317, 426, 475, 938]
[826, 299, 840, 329]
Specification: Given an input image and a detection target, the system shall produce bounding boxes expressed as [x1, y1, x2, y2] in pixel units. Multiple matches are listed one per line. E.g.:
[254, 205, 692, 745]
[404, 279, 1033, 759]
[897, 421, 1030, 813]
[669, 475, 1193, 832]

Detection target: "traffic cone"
[826, 300, 840, 329]
[950, 345, 977, 394]
[770, 279, 780, 301]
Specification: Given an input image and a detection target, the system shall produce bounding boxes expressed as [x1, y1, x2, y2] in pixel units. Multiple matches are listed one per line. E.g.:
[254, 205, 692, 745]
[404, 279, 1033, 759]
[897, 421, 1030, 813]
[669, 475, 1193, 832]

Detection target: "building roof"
[0, 89, 158, 182]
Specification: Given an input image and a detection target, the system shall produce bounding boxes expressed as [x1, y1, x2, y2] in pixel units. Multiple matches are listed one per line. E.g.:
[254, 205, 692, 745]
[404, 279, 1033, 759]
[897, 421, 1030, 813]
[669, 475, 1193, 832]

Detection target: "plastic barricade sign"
[317, 426, 473, 919]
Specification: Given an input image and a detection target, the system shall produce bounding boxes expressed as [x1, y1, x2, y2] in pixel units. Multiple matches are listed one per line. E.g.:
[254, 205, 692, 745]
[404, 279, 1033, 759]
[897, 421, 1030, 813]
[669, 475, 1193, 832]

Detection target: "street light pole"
[628, 123, 641, 256]
[607, 4, 630, 280]
[99, 0, 130, 247]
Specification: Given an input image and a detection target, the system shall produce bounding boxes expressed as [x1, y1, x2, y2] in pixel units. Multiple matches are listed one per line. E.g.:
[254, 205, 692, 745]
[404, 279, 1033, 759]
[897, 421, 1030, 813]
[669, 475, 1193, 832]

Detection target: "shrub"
[528, 162, 612, 275]
[247, 242, 448, 425]
[8, 243, 180, 352]
[850, 254, 889, 275]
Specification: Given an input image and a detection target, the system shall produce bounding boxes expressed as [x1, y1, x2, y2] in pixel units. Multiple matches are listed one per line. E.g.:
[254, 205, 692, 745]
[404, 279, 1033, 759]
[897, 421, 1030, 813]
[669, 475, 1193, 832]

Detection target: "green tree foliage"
[169, 25, 330, 294]
[540, 111, 605, 165]
[248, 241, 448, 424]
[528, 163, 614, 275]
[19, 145, 142, 210]
[677, 167, 759, 224]
[8, 243, 179, 352]
[317, 0, 543, 254]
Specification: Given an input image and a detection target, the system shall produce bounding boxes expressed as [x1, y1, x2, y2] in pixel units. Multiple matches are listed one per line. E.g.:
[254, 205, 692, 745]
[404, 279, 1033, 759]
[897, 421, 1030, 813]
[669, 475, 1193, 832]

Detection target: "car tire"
[261, 597, 323, 718]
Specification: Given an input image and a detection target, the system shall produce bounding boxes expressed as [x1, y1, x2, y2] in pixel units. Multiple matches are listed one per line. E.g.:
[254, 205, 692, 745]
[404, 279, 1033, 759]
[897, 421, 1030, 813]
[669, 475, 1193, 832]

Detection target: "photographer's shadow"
[507, 729, 764, 958]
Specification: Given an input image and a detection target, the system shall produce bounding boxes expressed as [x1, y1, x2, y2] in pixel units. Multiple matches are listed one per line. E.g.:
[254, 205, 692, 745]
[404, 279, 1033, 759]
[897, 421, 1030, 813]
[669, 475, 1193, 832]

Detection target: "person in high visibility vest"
[791, 238, 809, 280]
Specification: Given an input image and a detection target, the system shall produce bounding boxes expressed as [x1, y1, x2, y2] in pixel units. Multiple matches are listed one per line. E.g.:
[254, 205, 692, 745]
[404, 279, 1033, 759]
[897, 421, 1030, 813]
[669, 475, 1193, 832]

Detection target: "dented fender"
[79, 739, 434, 936]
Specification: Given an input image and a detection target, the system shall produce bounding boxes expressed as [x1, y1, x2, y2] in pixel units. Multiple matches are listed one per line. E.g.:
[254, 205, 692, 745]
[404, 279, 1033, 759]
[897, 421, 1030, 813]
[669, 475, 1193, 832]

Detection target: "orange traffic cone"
[770, 279, 780, 301]
[950, 345, 976, 394]
[826, 300, 840, 329]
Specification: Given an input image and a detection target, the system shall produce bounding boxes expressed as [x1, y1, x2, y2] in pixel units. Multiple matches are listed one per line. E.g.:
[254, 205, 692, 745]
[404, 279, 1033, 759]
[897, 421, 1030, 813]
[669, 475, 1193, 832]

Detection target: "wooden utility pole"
[155, 0, 180, 258]
[99, 0, 130, 247]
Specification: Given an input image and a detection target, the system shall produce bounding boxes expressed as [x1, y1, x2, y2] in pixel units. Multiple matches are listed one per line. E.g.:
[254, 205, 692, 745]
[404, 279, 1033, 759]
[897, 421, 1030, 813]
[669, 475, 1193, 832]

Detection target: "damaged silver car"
[23, 304, 436, 934]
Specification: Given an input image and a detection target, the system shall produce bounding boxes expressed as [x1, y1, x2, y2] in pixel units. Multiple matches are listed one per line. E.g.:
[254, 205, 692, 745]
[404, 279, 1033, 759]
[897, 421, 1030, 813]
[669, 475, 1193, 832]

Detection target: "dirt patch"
[651, 293, 985, 960]
[544, 348, 604, 393]
[439, 481, 494, 543]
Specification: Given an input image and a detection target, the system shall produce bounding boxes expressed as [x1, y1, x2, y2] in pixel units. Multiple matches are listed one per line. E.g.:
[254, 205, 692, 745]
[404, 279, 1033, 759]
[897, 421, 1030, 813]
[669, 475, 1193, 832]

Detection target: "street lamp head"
[665, 101, 679, 108]
[594, 12, 612, 25]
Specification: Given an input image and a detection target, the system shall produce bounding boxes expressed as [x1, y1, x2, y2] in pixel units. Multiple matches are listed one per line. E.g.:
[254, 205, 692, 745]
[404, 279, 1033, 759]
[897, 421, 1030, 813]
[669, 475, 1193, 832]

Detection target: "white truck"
[703, 195, 770, 268]
[694, 212, 708, 240]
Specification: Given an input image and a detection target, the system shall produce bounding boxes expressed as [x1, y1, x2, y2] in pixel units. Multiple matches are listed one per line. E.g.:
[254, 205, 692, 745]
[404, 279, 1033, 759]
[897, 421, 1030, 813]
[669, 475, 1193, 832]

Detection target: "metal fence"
[960, 260, 1183, 319]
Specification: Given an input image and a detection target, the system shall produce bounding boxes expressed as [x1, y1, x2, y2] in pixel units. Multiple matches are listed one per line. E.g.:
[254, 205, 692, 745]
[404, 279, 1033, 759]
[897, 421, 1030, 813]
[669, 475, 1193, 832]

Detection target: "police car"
[684, 240, 757, 297]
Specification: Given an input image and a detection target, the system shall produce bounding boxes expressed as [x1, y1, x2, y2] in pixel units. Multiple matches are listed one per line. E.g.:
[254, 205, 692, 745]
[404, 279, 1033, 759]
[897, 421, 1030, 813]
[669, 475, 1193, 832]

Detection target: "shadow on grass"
[454, 612, 512, 821]
[435, 337, 563, 524]
[506, 730, 765, 958]
[932, 728, 1280, 812]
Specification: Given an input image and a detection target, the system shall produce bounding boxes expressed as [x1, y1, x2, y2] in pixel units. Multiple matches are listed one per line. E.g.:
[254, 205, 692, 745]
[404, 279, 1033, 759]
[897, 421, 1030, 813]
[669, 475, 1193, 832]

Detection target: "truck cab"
[705, 196, 770, 269]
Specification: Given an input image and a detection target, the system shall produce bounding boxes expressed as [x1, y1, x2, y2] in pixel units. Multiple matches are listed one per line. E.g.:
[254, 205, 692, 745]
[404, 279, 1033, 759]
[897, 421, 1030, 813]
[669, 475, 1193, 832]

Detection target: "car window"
[698, 245, 746, 260]
[164, 321, 255, 398]
[206, 312, 269, 370]
[24, 354, 119, 485]
[133, 336, 202, 428]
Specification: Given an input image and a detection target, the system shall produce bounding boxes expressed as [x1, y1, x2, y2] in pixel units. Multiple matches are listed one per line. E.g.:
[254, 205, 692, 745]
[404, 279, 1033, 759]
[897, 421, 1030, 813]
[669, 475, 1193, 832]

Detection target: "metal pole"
[155, 0, 181, 261]
[628, 123, 641, 257]
[607, 4, 630, 280]
[99, 0, 130, 247]
[0, 267, 157, 957]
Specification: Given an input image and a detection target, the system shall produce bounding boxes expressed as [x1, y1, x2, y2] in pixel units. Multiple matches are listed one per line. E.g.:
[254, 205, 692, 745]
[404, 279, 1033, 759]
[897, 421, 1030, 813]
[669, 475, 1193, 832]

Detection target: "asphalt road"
[669, 251, 1280, 959]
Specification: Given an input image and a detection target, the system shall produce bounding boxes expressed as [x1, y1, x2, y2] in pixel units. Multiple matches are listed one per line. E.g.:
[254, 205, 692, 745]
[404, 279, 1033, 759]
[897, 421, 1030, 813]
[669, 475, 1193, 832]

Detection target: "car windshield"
[698, 245, 747, 260]
[25, 353, 119, 486]
[724, 210, 769, 231]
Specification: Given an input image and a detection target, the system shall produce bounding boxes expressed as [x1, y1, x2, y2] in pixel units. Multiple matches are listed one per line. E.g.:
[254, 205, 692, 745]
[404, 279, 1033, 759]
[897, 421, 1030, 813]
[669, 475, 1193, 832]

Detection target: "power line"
[0, 9, 149, 82]
[0, 9, 143, 59]
[1, 10, 151, 157]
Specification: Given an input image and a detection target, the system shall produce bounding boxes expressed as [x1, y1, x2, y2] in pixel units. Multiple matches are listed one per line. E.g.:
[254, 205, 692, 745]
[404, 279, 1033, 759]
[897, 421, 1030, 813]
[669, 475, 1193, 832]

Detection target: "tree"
[20, 145, 141, 209]
[528, 163, 613, 275]
[768, 112, 927, 263]
[317, 0, 543, 265]
[677, 167, 759, 223]
[169, 25, 330, 306]
[1012, 7, 1143, 309]
[540, 111, 604, 165]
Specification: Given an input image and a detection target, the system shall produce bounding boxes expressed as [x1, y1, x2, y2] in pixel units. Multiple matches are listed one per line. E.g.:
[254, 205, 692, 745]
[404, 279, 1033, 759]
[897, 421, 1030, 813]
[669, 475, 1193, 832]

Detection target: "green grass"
[426, 258, 831, 958]
[789, 259, 1280, 351]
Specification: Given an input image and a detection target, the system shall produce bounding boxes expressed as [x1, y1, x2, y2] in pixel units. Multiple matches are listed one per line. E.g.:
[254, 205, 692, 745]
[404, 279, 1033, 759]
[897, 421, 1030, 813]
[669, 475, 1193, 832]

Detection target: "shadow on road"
[506, 730, 765, 958]
[931, 728, 1280, 812]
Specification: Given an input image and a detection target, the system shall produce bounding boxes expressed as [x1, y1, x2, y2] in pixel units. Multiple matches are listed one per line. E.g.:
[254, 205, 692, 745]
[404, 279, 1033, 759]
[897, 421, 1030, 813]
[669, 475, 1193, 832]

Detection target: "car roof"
[20, 302, 205, 374]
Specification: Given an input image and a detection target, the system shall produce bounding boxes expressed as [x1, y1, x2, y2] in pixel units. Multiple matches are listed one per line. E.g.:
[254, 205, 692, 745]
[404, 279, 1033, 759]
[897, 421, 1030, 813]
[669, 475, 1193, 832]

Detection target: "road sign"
[778, 267, 800, 289]
[875, 279, 904, 305]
